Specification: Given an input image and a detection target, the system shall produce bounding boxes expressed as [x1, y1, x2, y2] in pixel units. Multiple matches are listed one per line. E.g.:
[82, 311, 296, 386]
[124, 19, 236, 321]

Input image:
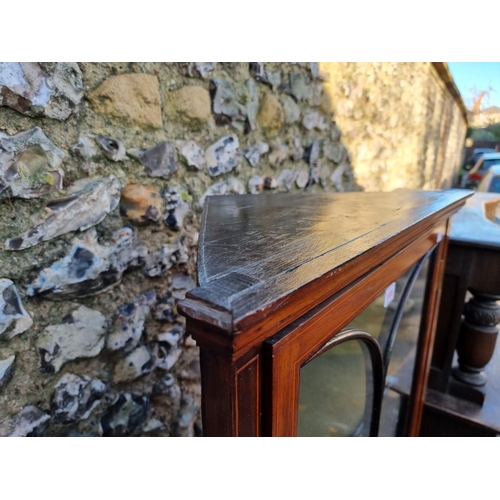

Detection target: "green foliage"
[485, 123, 500, 141]
[469, 128, 497, 141]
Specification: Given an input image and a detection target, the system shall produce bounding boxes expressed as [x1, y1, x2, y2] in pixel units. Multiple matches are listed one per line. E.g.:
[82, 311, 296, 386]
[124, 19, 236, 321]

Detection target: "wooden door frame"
[263, 228, 447, 436]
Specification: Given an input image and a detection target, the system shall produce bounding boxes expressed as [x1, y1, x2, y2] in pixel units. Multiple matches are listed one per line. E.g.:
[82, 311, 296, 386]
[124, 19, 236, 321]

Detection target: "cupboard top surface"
[180, 189, 471, 334]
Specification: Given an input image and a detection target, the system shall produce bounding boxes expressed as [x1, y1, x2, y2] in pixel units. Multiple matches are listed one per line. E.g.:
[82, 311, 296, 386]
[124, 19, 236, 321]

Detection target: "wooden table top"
[180, 189, 472, 335]
[448, 192, 500, 249]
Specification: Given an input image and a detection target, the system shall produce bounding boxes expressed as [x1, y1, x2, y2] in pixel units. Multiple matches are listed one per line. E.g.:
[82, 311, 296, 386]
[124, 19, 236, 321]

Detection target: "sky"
[448, 62, 500, 110]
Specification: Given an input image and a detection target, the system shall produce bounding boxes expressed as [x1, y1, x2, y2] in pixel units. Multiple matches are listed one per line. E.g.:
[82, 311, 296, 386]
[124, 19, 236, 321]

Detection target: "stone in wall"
[323, 141, 347, 165]
[151, 376, 182, 434]
[71, 135, 99, 174]
[198, 177, 245, 209]
[141, 418, 166, 434]
[248, 175, 278, 194]
[152, 373, 181, 406]
[100, 393, 150, 437]
[172, 394, 199, 437]
[309, 63, 320, 79]
[277, 169, 298, 191]
[6, 176, 121, 251]
[0, 355, 15, 388]
[37, 305, 108, 374]
[170, 273, 195, 300]
[72, 135, 97, 162]
[0, 127, 64, 199]
[205, 135, 241, 176]
[243, 142, 269, 167]
[313, 163, 334, 189]
[180, 141, 205, 170]
[128, 142, 178, 179]
[107, 291, 156, 353]
[288, 71, 312, 102]
[142, 244, 179, 278]
[0, 62, 83, 120]
[263, 176, 278, 190]
[302, 108, 329, 131]
[296, 168, 310, 188]
[248, 175, 264, 194]
[113, 345, 155, 383]
[291, 137, 304, 161]
[268, 142, 289, 168]
[120, 184, 163, 225]
[27, 228, 147, 299]
[178, 358, 201, 381]
[0, 279, 32, 340]
[211, 77, 245, 124]
[303, 139, 320, 166]
[309, 83, 324, 107]
[0, 406, 50, 437]
[155, 325, 183, 371]
[178, 62, 217, 79]
[164, 86, 211, 130]
[245, 79, 260, 131]
[95, 136, 129, 162]
[51, 373, 107, 423]
[142, 239, 188, 278]
[210, 78, 259, 130]
[89, 73, 163, 130]
[330, 122, 342, 142]
[249, 63, 281, 91]
[280, 95, 301, 125]
[257, 92, 284, 136]
[153, 293, 178, 323]
[330, 163, 353, 192]
[162, 188, 191, 231]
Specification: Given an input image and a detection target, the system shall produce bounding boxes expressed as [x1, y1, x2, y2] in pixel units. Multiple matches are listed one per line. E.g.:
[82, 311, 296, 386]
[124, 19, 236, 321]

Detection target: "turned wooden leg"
[452, 291, 500, 392]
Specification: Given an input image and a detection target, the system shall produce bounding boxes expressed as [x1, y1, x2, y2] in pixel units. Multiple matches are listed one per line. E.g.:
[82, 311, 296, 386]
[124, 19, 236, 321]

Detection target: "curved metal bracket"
[382, 246, 436, 380]
[299, 247, 437, 437]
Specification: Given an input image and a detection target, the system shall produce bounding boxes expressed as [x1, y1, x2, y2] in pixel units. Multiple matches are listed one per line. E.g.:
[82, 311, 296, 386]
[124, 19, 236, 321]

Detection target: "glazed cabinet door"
[264, 235, 443, 437]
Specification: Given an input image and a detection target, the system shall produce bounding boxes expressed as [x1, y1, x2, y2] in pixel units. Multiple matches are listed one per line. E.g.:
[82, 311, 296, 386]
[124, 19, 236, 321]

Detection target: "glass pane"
[346, 266, 416, 349]
[297, 339, 373, 437]
[379, 259, 429, 436]
[297, 258, 430, 437]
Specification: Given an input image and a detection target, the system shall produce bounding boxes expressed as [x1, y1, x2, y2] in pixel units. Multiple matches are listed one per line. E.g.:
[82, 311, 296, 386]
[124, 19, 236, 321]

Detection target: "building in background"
[471, 105, 500, 128]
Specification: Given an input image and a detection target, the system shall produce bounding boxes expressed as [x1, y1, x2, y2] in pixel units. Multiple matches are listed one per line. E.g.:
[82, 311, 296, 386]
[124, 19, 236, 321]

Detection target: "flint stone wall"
[320, 62, 468, 192]
[0, 62, 356, 436]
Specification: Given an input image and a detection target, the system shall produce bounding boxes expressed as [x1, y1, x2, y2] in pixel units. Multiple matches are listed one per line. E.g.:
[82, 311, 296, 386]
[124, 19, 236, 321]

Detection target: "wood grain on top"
[180, 190, 472, 334]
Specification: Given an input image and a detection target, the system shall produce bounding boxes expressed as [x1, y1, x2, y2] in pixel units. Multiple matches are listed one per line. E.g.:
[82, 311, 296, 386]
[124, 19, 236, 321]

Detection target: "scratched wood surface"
[180, 190, 472, 337]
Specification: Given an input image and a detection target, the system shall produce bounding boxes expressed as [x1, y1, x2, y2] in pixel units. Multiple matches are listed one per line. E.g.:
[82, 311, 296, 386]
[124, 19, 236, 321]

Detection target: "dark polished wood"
[406, 224, 448, 436]
[179, 189, 472, 436]
[452, 291, 500, 392]
[392, 339, 500, 436]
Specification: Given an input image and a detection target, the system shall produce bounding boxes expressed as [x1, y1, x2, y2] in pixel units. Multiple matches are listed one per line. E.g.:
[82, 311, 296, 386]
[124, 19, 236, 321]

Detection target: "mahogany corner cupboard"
[178, 189, 472, 437]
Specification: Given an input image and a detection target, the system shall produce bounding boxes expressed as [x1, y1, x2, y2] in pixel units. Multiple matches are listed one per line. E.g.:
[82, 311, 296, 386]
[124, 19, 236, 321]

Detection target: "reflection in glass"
[298, 339, 373, 437]
[297, 256, 430, 437]
[379, 259, 429, 436]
